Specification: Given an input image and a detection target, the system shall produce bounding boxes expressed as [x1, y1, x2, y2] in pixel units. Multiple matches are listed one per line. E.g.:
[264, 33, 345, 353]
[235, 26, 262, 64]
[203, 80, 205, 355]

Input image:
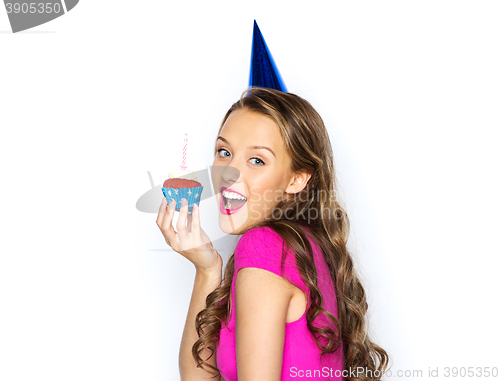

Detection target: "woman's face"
[211, 108, 295, 235]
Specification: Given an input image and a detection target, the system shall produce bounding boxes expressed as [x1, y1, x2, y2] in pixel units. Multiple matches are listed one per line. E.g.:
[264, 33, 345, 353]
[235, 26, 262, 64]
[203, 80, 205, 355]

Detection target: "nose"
[221, 164, 241, 185]
[211, 163, 242, 189]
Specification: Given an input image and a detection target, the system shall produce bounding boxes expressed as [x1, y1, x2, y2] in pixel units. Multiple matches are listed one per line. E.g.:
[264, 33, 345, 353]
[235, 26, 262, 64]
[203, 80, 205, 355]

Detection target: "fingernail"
[181, 198, 187, 207]
[168, 198, 175, 209]
[161, 196, 166, 204]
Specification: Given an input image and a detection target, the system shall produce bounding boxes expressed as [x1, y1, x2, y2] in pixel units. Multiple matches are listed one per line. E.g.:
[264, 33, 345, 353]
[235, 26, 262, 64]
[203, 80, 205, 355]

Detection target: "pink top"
[216, 226, 344, 380]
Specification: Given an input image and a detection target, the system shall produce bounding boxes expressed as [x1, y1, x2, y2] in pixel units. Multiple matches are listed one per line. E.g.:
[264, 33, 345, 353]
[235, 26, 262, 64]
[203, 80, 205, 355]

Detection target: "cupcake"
[162, 168, 204, 214]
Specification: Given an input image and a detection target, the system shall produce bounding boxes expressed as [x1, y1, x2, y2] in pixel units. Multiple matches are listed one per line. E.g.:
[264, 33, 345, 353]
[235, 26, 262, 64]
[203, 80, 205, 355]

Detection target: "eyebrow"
[217, 136, 276, 158]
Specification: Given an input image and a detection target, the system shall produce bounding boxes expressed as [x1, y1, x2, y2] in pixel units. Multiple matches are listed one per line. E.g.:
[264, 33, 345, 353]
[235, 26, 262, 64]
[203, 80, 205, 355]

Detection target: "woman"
[157, 87, 390, 380]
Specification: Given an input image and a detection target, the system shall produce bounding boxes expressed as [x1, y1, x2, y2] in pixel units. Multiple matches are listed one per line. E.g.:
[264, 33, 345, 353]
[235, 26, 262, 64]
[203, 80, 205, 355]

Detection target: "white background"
[1, 1, 499, 380]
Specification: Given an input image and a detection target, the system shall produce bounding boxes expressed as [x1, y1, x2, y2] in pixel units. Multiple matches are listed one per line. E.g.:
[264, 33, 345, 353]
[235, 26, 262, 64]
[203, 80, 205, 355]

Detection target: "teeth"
[222, 190, 247, 201]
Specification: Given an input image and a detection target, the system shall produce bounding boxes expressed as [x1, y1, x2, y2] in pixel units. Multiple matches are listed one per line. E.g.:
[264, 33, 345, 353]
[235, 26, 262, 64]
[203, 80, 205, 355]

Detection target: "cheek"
[247, 179, 284, 206]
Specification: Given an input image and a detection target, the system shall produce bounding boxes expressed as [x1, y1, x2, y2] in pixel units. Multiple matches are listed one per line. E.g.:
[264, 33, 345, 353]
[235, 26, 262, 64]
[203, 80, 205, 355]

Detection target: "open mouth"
[221, 189, 247, 211]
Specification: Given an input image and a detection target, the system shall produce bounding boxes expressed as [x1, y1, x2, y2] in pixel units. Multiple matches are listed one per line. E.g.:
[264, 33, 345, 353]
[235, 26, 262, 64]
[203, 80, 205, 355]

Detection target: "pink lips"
[220, 186, 247, 215]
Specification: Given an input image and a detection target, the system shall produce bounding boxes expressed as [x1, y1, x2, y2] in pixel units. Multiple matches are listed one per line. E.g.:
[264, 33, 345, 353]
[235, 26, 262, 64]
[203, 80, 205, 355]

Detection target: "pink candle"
[181, 133, 187, 171]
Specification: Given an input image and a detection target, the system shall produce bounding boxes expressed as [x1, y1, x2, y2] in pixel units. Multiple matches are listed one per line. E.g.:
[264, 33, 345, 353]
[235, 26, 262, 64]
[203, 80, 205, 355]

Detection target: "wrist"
[195, 265, 222, 280]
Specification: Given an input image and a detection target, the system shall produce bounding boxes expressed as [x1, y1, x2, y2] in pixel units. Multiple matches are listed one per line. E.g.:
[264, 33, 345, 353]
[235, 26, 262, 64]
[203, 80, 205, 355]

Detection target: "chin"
[218, 221, 241, 235]
[216, 194, 249, 235]
[218, 211, 248, 235]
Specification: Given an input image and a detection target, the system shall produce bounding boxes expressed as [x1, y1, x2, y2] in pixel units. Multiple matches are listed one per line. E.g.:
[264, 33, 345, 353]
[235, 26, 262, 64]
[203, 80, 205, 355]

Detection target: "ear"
[285, 170, 312, 195]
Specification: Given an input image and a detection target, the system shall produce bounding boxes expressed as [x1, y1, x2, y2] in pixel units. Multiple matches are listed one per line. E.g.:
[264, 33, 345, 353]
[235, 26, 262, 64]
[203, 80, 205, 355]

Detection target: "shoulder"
[233, 227, 285, 279]
[237, 226, 281, 246]
[233, 226, 311, 304]
[236, 225, 316, 255]
[234, 228, 297, 313]
[235, 227, 283, 263]
[234, 226, 311, 285]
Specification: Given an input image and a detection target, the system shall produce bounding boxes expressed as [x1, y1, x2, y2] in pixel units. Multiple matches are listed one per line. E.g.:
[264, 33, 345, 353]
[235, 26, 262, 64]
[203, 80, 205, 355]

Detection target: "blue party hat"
[249, 20, 288, 92]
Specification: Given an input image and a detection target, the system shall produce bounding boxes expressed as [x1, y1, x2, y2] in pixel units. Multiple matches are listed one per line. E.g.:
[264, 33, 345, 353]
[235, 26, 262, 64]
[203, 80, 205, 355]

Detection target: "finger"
[162, 198, 179, 250]
[162, 198, 176, 233]
[176, 198, 189, 243]
[156, 196, 167, 227]
[191, 203, 200, 236]
[186, 213, 193, 233]
[191, 204, 207, 250]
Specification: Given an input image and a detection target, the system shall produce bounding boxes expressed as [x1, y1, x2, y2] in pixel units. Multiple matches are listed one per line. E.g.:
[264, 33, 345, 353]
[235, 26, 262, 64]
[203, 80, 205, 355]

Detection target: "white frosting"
[168, 168, 197, 181]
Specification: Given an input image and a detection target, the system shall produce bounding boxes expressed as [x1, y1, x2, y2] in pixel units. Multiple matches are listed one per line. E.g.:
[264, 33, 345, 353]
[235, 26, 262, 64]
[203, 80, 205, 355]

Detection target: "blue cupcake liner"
[162, 186, 204, 214]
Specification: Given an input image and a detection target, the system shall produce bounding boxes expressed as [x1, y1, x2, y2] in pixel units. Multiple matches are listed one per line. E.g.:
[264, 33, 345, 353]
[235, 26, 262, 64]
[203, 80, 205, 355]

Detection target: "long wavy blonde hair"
[192, 87, 391, 380]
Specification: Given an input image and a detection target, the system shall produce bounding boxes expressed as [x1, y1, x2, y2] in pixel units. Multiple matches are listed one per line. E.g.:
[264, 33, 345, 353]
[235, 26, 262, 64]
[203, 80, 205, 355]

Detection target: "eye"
[249, 157, 265, 166]
[217, 148, 265, 166]
[217, 148, 231, 158]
